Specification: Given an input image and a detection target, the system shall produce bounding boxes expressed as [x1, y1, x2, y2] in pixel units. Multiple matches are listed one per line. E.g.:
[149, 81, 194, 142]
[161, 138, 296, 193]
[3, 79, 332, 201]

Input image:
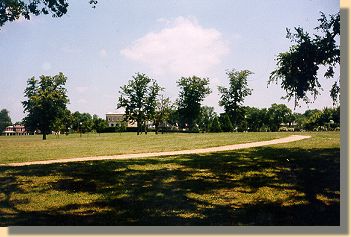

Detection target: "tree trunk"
[137, 121, 140, 135]
[144, 122, 148, 135]
[43, 133, 47, 140]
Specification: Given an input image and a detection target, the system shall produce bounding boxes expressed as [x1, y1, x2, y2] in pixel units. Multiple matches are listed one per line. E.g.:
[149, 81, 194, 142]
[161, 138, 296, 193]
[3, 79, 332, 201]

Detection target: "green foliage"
[72, 111, 94, 134]
[93, 115, 108, 134]
[218, 69, 253, 127]
[269, 11, 340, 107]
[52, 109, 72, 135]
[177, 76, 211, 130]
[22, 72, 69, 140]
[0, 108, 12, 133]
[198, 106, 217, 132]
[153, 95, 173, 134]
[0, 0, 98, 28]
[210, 116, 222, 132]
[219, 113, 233, 132]
[243, 107, 268, 132]
[303, 107, 340, 131]
[117, 73, 162, 135]
[267, 104, 292, 132]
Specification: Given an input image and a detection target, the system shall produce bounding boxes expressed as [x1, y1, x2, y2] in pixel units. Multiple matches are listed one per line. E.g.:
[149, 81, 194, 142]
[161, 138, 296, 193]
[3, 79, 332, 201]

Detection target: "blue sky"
[0, 0, 340, 122]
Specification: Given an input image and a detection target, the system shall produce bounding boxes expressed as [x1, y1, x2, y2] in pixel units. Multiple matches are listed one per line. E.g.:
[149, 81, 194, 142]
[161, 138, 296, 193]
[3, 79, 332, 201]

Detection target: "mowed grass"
[0, 132, 339, 225]
[0, 132, 290, 164]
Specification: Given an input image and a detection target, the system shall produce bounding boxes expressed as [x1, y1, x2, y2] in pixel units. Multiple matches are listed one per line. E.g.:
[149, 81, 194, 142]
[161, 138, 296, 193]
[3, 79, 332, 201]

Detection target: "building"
[105, 113, 137, 128]
[3, 125, 29, 136]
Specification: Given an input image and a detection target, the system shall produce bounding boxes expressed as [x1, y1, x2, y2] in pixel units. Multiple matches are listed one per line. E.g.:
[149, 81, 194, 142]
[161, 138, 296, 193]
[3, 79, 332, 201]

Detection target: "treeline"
[116, 71, 340, 134]
[8, 69, 340, 139]
[195, 104, 340, 133]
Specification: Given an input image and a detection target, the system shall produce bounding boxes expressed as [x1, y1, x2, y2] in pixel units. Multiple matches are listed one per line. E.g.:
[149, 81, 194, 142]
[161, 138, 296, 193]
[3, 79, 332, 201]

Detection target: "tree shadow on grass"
[0, 146, 339, 226]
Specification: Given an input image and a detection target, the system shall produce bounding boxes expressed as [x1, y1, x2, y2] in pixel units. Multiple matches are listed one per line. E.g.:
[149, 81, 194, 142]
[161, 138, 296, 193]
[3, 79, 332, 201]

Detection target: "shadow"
[0, 145, 340, 227]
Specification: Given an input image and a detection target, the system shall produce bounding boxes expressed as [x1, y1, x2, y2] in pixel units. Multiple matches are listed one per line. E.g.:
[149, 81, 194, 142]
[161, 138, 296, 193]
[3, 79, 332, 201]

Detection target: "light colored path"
[2, 135, 311, 167]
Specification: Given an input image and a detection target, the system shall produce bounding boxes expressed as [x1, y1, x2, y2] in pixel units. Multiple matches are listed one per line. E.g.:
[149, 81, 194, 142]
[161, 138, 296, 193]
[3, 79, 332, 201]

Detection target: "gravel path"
[2, 135, 311, 167]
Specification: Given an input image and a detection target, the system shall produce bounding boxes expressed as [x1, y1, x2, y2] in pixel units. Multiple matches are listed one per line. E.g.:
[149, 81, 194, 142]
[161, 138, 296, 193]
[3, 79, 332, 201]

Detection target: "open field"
[0, 132, 292, 164]
[0, 132, 339, 225]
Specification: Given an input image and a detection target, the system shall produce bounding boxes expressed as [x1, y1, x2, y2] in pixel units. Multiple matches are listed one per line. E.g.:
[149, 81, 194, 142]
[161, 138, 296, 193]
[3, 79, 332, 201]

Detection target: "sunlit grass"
[0, 132, 292, 164]
[0, 132, 340, 225]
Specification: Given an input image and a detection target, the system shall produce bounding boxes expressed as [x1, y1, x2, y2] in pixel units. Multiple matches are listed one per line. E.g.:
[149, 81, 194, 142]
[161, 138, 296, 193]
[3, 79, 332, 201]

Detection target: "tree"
[153, 95, 172, 134]
[218, 69, 253, 128]
[0, 0, 98, 28]
[219, 113, 234, 132]
[93, 114, 107, 135]
[71, 111, 93, 135]
[51, 109, 72, 136]
[177, 76, 211, 131]
[0, 109, 12, 133]
[266, 103, 292, 132]
[198, 106, 216, 132]
[210, 116, 222, 133]
[243, 107, 266, 132]
[269, 11, 340, 107]
[117, 73, 162, 135]
[22, 72, 69, 140]
[303, 109, 323, 131]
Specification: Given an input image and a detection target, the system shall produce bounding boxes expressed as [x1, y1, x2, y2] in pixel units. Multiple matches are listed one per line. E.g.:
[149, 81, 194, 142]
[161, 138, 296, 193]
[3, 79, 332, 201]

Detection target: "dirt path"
[2, 135, 311, 167]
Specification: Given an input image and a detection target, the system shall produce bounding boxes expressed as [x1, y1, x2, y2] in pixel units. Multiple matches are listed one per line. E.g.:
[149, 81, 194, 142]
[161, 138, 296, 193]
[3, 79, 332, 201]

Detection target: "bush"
[278, 127, 288, 132]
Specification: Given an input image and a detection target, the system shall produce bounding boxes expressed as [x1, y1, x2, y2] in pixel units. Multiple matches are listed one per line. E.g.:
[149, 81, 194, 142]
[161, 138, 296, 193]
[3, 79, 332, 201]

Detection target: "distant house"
[105, 113, 137, 128]
[2, 125, 29, 136]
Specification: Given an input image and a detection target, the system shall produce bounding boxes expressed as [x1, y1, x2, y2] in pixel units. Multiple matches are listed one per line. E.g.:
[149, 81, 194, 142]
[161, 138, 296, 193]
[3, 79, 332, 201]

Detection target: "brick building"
[3, 125, 29, 136]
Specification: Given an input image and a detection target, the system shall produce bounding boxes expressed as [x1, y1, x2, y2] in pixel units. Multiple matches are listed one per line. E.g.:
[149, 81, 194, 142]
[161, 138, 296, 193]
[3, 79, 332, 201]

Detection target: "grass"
[0, 132, 340, 225]
[0, 132, 291, 164]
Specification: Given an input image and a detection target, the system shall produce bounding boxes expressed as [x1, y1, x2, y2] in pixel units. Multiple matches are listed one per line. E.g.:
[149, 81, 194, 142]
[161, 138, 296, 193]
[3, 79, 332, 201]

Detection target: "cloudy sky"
[0, 0, 339, 122]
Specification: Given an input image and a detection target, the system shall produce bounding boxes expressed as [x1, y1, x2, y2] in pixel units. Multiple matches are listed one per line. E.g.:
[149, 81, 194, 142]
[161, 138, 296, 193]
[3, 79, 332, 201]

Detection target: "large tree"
[267, 103, 292, 132]
[117, 73, 162, 135]
[177, 76, 211, 131]
[22, 72, 69, 140]
[269, 11, 340, 107]
[0, 109, 12, 133]
[0, 0, 97, 28]
[218, 69, 253, 128]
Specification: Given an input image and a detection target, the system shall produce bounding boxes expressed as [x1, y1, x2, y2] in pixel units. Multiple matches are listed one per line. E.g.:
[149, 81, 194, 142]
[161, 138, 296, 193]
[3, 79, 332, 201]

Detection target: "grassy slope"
[0, 132, 290, 164]
[0, 132, 340, 225]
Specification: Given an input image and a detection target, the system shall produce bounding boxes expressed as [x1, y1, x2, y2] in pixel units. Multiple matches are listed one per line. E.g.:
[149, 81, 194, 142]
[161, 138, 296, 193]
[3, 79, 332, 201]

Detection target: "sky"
[0, 0, 340, 122]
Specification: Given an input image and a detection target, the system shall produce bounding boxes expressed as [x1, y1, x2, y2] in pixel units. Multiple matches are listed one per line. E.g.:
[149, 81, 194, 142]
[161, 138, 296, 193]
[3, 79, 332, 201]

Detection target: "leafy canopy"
[0, 109, 12, 132]
[22, 72, 69, 139]
[0, 0, 97, 28]
[117, 72, 162, 134]
[269, 11, 340, 107]
[218, 69, 253, 126]
[177, 76, 211, 130]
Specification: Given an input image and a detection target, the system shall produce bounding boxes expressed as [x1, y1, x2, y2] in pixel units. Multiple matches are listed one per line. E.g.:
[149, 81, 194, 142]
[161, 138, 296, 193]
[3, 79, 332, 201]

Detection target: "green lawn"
[0, 132, 339, 225]
[0, 132, 291, 164]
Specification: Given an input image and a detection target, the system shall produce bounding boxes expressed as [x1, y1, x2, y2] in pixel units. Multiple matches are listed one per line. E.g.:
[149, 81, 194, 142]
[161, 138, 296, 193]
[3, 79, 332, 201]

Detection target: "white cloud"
[121, 16, 229, 76]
